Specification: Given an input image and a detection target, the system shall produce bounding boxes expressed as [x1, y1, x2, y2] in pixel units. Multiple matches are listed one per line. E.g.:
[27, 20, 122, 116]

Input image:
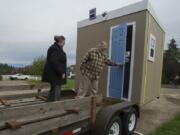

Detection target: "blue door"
[109, 23, 127, 99]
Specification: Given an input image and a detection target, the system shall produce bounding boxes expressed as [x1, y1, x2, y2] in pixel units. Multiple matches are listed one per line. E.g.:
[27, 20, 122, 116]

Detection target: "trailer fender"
[121, 104, 140, 118]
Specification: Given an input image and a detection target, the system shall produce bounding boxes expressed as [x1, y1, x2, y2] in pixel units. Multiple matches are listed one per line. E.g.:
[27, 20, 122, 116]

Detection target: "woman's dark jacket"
[42, 43, 67, 85]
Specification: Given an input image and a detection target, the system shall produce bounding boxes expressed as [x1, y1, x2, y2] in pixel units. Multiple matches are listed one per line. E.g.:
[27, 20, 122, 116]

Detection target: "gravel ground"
[136, 88, 180, 135]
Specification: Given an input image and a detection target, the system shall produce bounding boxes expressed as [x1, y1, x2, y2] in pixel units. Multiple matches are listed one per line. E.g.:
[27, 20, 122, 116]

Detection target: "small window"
[148, 34, 156, 62]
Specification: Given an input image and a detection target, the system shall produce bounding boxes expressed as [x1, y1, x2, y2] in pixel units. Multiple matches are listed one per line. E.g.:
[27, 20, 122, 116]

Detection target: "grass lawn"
[62, 79, 75, 89]
[149, 114, 180, 135]
[27, 79, 75, 89]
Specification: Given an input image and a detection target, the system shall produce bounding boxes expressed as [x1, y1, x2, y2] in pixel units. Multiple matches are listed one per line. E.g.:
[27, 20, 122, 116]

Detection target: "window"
[148, 34, 156, 62]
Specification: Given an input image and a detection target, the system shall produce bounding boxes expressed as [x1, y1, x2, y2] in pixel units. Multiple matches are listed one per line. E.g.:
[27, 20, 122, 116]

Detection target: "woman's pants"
[47, 84, 61, 102]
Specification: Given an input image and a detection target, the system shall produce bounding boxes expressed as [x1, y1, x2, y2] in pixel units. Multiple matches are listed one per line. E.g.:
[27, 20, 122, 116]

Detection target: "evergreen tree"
[162, 38, 180, 84]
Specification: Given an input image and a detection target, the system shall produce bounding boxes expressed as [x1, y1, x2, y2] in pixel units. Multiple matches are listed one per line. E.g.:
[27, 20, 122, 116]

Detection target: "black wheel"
[106, 116, 122, 135]
[122, 108, 138, 135]
[94, 107, 122, 135]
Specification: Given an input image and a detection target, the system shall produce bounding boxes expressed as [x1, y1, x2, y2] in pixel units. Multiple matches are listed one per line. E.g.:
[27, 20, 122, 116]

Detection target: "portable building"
[75, 0, 165, 106]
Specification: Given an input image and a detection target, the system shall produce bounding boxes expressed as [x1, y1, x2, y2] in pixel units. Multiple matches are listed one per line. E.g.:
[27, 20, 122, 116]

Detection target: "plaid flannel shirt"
[80, 48, 118, 80]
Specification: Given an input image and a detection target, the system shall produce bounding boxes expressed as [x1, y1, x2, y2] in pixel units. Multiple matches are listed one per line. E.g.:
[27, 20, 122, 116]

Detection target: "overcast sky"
[0, 0, 180, 66]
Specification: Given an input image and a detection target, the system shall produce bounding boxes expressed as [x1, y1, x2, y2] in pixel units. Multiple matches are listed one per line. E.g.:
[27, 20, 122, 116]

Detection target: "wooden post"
[37, 89, 41, 96]
[91, 96, 96, 125]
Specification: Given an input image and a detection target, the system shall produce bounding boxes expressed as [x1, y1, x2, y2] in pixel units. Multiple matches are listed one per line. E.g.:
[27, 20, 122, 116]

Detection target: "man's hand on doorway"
[116, 62, 124, 67]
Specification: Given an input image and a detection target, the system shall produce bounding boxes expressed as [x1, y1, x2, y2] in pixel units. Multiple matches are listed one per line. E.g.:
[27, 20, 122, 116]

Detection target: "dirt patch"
[165, 96, 180, 106]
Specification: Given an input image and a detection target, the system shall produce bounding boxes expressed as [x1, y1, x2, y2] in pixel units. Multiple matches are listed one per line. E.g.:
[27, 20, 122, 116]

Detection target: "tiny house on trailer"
[75, 0, 165, 106]
[0, 1, 166, 135]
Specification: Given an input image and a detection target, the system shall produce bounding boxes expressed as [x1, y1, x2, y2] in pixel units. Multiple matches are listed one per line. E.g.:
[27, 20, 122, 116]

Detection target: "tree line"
[0, 56, 73, 77]
[0, 56, 46, 76]
[0, 38, 180, 84]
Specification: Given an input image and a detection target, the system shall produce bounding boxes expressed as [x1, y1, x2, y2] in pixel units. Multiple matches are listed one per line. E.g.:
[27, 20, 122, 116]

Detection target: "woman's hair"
[54, 35, 65, 43]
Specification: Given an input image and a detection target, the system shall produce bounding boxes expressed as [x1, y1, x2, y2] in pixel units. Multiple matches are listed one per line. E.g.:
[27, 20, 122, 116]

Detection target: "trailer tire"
[94, 115, 122, 135]
[94, 107, 122, 135]
[106, 116, 122, 135]
[122, 108, 138, 135]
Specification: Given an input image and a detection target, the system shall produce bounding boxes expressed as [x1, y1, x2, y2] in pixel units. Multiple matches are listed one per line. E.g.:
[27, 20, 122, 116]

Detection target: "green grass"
[62, 79, 75, 89]
[149, 114, 180, 135]
[27, 79, 75, 89]
[27, 80, 47, 85]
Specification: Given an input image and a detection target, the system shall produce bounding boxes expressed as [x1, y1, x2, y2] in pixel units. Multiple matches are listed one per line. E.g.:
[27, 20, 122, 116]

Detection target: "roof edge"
[77, 0, 165, 31]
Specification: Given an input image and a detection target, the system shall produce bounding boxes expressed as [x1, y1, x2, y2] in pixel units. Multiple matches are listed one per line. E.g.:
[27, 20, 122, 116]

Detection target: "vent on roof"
[102, 11, 108, 21]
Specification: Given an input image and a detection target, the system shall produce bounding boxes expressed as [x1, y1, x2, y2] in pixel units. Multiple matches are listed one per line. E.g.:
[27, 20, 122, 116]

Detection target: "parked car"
[10, 73, 30, 80]
[67, 72, 75, 79]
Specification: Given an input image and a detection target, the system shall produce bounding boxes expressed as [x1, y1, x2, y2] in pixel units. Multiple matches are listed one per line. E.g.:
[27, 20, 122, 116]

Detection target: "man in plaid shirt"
[77, 41, 123, 98]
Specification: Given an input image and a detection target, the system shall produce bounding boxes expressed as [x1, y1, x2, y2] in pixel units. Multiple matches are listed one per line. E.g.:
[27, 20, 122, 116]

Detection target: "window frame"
[148, 34, 156, 62]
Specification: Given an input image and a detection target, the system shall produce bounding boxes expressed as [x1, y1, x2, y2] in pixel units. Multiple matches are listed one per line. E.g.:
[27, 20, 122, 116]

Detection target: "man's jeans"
[77, 75, 98, 98]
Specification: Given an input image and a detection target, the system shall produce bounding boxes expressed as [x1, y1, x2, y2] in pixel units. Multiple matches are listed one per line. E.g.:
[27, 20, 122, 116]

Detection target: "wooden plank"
[0, 107, 101, 135]
[0, 98, 41, 106]
[0, 98, 44, 109]
[0, 95, 103, 130]
[0, 89, 76, 100]
[0, 100, 45, 110]
[0, 90, 49, 100]
[0, 84, 49, 92]
[8, 98, 40, 104]
[0, 91, 77, 110]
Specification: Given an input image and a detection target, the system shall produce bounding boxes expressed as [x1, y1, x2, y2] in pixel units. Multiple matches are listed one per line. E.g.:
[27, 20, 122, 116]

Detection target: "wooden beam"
[0, 95, 102, 130]
[0, 107, 101, 135]
[0, 98, 44, 109]
[0, 89, 76, 100]
[0, 90, 49, 100]
[7, 98, 41, 104]
[0, 84, 49, 92]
